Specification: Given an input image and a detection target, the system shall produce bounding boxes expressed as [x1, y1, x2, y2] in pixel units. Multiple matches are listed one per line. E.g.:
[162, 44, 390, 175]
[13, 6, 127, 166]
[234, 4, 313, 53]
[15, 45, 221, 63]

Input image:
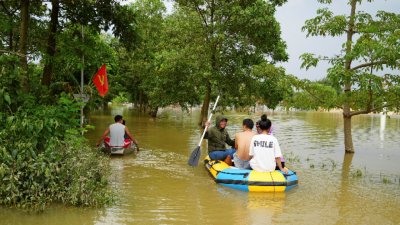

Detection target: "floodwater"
[1, 106, 399, 225]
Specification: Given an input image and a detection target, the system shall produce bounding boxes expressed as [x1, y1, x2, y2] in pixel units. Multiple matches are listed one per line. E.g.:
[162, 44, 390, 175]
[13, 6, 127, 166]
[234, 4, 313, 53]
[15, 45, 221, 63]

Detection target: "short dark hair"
[243, 118, 254, 129]
[114, 115, 123, 122]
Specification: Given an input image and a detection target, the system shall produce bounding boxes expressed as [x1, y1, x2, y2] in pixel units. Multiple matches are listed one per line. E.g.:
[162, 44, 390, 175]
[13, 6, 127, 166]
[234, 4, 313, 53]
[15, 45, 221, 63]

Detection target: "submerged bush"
[0, 95, 113, 210]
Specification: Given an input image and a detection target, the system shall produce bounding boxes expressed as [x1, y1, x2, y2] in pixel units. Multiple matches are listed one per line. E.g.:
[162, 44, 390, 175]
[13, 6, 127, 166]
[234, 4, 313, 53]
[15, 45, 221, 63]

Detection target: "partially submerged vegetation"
[0, 95, 113, 210]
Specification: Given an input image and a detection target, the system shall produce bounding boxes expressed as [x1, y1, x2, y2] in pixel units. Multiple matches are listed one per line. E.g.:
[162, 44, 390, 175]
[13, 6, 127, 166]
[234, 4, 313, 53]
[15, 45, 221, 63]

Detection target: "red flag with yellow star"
[92, 64, 108, 97]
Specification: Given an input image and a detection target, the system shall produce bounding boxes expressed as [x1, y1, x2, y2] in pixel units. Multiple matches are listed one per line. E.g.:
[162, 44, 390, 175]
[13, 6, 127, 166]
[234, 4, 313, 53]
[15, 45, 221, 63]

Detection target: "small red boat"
[101, 137, 137, 155]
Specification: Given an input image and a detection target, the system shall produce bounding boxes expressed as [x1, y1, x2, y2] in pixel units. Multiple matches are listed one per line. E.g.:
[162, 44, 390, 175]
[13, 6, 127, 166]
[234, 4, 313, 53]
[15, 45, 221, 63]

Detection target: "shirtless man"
[233, 118, 256, 169]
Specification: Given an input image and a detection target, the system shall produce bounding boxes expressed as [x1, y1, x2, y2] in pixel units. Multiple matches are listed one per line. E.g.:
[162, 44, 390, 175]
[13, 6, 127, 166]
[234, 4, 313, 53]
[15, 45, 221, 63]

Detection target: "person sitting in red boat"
[96, 115, 139, 149]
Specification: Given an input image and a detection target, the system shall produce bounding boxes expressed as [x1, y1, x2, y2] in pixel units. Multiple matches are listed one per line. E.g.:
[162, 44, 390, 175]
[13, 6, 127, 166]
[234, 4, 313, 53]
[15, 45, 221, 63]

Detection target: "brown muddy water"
[1, 106, 399, 225]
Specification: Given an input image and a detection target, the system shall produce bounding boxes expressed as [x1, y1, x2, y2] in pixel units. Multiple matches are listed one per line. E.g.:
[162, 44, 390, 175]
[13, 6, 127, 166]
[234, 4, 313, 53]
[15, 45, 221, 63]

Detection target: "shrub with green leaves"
[0, 95, 113, 210]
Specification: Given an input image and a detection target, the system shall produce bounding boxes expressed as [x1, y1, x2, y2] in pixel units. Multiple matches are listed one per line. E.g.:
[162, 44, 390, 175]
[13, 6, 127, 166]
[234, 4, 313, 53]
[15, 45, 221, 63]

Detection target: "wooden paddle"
[188, 95, 220, 167]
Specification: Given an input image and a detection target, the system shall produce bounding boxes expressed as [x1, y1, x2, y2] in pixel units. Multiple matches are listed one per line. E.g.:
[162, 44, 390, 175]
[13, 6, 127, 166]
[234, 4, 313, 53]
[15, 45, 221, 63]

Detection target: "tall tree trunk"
[198, 82, 211, 126]
[1, 2, 15, 51]
[198, 0, 215, 126]
[9, 31, 13, 51]
[103, 101, 108, 109]
[149, 106, 158, 118]
[42, 0, 60, 86]
[138, 91, 143, 112]
[342, 0, 357, 153]
[19, 0, 29, 92]
[343, 114, 354, 153]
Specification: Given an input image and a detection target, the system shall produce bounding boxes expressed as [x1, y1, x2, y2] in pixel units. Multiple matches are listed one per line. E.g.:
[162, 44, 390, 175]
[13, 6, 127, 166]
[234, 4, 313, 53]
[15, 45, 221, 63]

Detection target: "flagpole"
[80, 24, 84, 131]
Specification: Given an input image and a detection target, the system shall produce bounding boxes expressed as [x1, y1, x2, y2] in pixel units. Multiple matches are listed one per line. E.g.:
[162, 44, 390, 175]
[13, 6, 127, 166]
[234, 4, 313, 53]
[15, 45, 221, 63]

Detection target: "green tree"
[18, 0, 29, 92]
[114, 0, 201, 117]
[41, 0, 138, 87]
[300, 0, 400, 153]
[142, 5, 205, 116]
[282, 77, 339, 111]
[116, 0, 167, 115]
[1, 0, 46, 110]
[49, 26, 116, 99]
[0, 1, 19, 53]
[252, 63, 293, 110]
[175, 0, 288, 124]
[8, 0, 46, 93]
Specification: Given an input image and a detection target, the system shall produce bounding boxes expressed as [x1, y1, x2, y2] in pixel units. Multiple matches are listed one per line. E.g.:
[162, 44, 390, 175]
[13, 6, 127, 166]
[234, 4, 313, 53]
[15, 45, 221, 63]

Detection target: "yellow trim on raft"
[206, 156, 230, 178]
[248, 170, 286, 192]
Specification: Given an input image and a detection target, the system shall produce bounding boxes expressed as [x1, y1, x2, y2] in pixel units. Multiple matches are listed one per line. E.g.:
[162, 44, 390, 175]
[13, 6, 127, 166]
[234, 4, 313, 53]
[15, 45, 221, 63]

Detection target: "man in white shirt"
[96, 115, 138, 148]
[249, 115, 287, 173]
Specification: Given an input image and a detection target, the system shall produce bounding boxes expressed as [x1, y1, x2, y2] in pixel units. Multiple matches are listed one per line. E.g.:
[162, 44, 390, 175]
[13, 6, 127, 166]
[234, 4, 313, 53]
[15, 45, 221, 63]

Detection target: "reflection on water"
[246, 193, 285, 224]
[0, 205, 104, 225]
[1, 107, 400, 225]
[336, 153, 354, 225]
[380, 113, 386, 141]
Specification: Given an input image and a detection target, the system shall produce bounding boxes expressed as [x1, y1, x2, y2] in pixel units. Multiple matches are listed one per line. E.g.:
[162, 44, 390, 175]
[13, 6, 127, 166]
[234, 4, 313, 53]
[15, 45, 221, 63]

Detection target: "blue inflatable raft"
[204, 156, 298, 192]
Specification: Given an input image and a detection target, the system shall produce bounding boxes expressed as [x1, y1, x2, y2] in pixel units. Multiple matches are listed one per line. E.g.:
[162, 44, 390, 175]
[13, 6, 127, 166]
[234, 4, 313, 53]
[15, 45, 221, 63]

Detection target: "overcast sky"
[275, 0, 400, 80]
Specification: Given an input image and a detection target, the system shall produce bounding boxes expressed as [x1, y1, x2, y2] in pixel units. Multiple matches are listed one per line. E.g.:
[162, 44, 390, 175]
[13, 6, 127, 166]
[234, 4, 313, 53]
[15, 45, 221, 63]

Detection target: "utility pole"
[73, 25, 89, 134]
[80, 24, 84, 130]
